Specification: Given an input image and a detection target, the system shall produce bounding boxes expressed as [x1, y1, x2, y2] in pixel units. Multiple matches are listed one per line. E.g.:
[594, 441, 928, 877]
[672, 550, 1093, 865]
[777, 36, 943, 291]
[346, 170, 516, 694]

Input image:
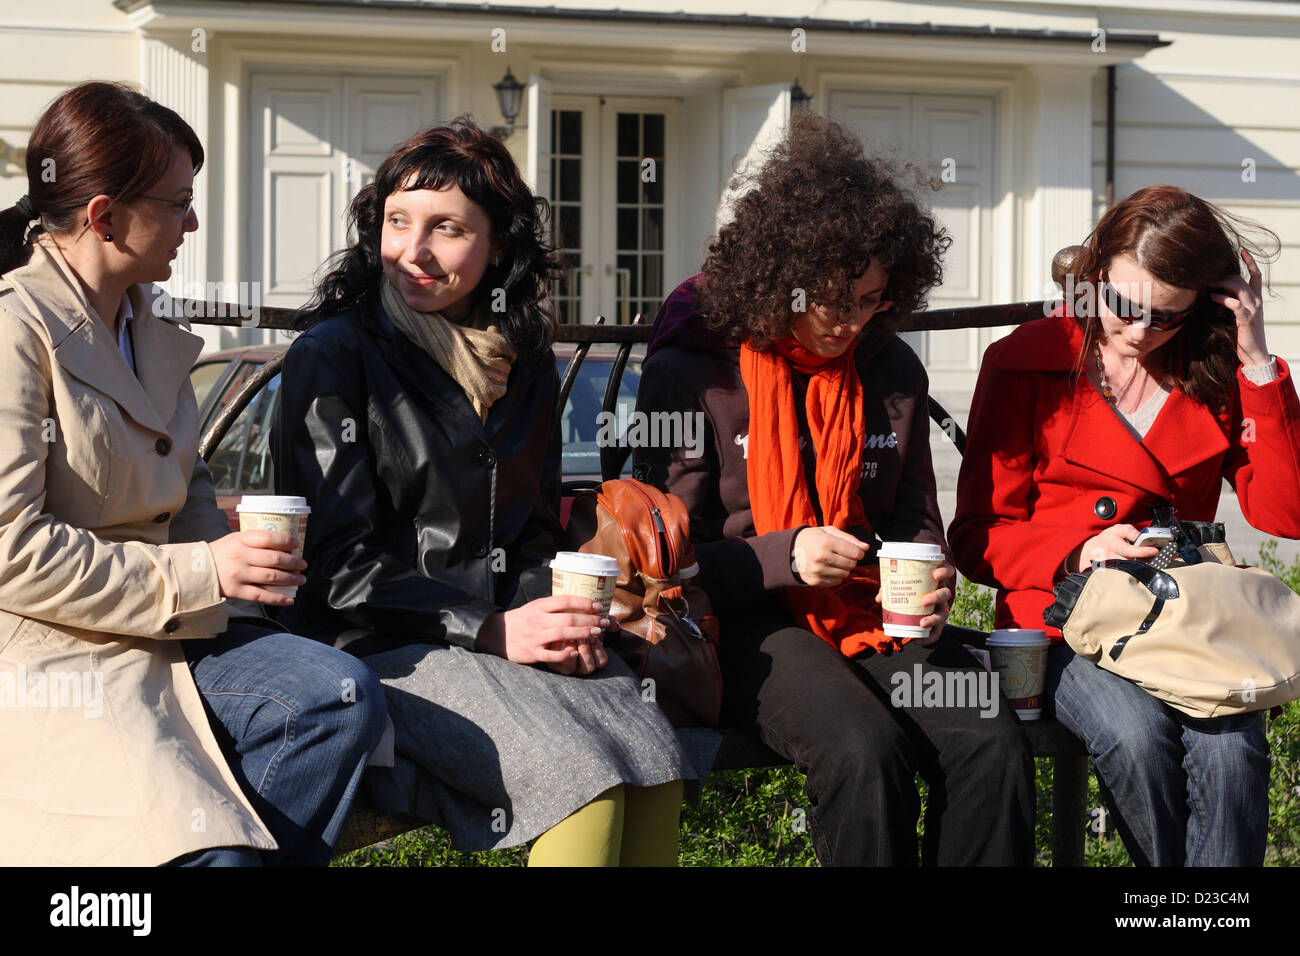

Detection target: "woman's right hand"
[478, 596, 610, 670]
[209, 530, 308, 607]
[1067, 523, 1160, 573]
[791, 526, 871, 587]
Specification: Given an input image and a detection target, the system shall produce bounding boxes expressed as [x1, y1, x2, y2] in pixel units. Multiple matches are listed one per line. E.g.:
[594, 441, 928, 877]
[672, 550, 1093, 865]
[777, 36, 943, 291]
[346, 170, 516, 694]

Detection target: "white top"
[1106, 356, 1279, 440]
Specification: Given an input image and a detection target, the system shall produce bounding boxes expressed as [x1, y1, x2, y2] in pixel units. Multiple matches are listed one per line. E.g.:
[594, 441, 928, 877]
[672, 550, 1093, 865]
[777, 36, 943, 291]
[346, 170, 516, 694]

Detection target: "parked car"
[191, 340, 644, 530]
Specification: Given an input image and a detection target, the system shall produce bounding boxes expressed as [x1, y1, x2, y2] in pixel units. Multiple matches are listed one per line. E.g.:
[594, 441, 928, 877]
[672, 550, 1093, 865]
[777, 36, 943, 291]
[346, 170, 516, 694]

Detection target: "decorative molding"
[141, 33, 209, 299]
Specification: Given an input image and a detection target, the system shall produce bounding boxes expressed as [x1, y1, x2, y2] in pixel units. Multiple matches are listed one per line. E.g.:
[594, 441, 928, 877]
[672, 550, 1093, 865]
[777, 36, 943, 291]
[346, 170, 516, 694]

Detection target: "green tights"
[526, 781, 683, 867]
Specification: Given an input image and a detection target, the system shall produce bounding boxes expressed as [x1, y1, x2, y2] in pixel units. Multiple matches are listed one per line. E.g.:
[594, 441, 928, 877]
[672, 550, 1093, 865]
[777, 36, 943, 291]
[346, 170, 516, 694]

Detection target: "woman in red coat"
[950, 185, 1300, 865]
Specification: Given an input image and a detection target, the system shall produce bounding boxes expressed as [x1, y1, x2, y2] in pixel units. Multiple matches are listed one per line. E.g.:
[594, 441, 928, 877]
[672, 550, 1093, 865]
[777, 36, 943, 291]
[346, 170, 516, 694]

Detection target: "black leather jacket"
[271, 294, 563, 657]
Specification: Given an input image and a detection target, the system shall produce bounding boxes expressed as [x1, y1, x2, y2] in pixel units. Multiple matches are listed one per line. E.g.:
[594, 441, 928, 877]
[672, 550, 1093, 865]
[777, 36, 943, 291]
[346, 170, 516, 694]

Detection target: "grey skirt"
[361, 641, 722, 851]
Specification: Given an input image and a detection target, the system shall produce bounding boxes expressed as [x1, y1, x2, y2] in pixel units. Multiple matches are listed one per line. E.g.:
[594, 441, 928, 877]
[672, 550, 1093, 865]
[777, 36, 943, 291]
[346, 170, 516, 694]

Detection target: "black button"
[473, 544, 489, 558]
[154, 512, 171, 523]
[155, 437, 171, 456]
[163, 619, 180, 634]
[1094, 496, 1117, 520]
[478, 450, 496, 467]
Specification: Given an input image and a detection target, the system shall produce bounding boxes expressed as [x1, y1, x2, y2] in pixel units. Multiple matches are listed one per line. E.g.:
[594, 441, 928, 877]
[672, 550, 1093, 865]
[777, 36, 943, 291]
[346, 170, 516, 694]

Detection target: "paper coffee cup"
[236, 495, 311, 597]
[549, 552, 620, 616]
[876, 542, 945, 641]
[986, 629, 1050, 721]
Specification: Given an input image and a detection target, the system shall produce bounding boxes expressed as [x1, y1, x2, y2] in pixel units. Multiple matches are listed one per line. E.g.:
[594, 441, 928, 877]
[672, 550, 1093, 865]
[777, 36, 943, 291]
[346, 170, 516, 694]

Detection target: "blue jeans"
[1046, 643, 1270, 866]
[169, 619, 388, 866]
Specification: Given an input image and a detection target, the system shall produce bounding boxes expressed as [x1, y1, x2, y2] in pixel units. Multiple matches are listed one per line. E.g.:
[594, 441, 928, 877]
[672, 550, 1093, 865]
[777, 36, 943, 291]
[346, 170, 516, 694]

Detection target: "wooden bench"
[190, 296, 1091, 866]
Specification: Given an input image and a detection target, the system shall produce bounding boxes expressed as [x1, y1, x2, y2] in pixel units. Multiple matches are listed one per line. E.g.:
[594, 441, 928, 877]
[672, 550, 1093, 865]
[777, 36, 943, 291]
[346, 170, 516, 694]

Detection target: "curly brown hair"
[698, 111, 950, 349]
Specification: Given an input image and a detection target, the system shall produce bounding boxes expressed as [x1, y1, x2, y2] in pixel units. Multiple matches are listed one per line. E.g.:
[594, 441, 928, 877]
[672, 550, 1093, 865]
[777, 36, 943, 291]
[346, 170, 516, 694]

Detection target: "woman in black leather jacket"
[272, 118, 695, 865]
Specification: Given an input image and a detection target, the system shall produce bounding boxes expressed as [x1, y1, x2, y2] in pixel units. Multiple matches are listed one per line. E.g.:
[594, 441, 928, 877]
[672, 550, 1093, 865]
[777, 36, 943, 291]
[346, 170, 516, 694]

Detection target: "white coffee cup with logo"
[876, 541, 945, 641]
[549, 551, 621, 616]
[986, 629, 1050, 720]
[236, 495, 311, 598]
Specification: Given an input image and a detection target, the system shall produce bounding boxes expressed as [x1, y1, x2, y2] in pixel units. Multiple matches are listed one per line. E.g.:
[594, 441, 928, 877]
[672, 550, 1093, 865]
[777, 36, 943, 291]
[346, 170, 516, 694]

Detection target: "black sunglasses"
[1099, 272, 1198, 331]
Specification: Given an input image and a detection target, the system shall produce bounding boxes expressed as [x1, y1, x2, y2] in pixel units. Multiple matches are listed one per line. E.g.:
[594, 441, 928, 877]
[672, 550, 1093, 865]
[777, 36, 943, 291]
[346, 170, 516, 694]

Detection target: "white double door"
[247, 70, 442, 312]
[532, 90, 679, 325]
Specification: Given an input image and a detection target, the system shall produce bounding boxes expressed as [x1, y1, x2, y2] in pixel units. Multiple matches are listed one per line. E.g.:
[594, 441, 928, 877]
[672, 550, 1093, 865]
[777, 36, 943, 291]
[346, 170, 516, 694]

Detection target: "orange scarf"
[740, 336, 890, 656]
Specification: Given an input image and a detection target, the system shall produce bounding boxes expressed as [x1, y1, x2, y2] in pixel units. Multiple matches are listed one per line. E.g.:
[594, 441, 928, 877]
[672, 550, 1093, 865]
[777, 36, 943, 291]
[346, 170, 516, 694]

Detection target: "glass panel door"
[547, 96, 677, 325]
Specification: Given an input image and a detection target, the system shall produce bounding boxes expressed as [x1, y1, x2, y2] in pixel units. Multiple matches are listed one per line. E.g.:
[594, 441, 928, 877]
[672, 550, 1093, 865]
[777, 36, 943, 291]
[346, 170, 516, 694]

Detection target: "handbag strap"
[1105, 559, 1180, 600]
[1104, 560, 1180, 661]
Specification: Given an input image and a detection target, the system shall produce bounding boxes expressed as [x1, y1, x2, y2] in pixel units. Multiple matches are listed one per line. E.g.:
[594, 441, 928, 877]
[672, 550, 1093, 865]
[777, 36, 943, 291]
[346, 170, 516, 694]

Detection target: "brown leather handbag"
[565, 478, 723, 727]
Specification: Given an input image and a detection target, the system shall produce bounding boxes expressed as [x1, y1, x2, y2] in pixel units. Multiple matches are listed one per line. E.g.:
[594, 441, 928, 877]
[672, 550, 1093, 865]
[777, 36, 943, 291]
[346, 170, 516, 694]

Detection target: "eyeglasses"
[141, 191, 195, 218]
[1099, 272, 1197, 331]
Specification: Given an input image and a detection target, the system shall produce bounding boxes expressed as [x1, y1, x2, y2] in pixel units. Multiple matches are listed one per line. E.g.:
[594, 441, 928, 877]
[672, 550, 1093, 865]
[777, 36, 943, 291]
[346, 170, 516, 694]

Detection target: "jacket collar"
[1004, 312, 1229, 494]
[2, 236, 203, 434]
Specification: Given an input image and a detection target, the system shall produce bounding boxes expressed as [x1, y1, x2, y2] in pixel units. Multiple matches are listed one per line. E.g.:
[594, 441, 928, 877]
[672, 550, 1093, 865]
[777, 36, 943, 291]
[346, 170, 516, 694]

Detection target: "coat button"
[154, 512, 171, 523]
[1094, 496, 1117, 520]
[155, 437, 171, 456]
[163, 619, 180, 634]
[473, 544, 489, 558]
[478, 450, 496, 467]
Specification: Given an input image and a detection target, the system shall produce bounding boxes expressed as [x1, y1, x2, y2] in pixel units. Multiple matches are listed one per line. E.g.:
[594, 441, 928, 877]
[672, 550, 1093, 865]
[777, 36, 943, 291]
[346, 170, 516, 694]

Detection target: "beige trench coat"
[0, 236, 277, 865]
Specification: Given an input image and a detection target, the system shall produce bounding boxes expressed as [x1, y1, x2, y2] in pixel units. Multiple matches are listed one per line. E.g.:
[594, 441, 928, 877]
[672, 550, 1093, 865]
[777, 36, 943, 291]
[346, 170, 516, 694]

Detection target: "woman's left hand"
[875, 561, 955, 647]
[1212, 248, 1270, 368]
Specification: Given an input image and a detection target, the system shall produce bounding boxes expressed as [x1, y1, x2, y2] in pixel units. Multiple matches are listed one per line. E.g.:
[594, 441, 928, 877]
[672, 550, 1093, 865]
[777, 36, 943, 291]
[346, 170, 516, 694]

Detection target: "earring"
[104, 233, 113, 242]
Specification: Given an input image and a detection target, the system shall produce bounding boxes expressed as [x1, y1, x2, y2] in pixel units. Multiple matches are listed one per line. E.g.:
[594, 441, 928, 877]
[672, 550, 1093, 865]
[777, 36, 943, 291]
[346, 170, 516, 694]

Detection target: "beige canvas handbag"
[1043, 539, 1300, 718]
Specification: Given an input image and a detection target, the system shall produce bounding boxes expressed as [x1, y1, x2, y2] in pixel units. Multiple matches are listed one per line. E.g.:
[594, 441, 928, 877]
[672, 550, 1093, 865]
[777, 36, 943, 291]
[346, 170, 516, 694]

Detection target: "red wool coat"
[948, 313, 1300, 640]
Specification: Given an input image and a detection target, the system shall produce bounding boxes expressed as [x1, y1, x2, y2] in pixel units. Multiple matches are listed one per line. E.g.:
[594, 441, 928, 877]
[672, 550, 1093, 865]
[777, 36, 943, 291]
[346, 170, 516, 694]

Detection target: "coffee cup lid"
[236, 495, 311, 514]
[549, 551, 620, 575]
[876, 541, 944, 562]
[987, 628, 1049, 647]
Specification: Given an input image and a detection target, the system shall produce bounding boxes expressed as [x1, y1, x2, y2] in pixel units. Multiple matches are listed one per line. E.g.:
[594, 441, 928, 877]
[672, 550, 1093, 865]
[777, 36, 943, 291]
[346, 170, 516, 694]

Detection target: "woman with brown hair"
[633, 112, 1035, 866]
[0, 81, 388, 865]
[273, 117, 696, 865]
[950, 185, 1300, 865]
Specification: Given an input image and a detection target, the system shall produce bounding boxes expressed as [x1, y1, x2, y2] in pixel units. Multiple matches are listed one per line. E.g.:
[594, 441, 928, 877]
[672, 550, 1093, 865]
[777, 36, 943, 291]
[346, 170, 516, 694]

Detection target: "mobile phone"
[1134, 527, 1174, 550]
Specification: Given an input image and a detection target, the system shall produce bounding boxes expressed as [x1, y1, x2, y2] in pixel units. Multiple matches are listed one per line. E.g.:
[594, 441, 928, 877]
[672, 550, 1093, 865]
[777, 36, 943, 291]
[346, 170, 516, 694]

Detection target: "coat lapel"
[7, 240, 164, 433]
[1061, 377, 1173, 497]
[127, 285, 205, 427]
[1141, 386, 1229, 478]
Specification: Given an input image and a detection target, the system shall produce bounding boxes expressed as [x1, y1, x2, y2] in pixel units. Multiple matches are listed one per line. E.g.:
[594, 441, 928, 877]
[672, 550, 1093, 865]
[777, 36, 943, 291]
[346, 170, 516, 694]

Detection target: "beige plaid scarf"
[380, 279, 516, 422]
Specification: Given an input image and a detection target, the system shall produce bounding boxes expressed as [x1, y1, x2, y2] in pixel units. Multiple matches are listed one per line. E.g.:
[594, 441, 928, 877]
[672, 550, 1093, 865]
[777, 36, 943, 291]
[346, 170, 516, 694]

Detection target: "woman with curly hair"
[273, 118, 696, 865]
[632, 112, 1034, 865]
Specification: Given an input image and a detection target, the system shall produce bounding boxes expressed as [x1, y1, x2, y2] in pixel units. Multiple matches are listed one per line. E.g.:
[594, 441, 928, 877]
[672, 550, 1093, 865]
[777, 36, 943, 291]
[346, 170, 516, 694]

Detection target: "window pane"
[641, 207, 663, 252]
[558, 205, 580, 250]
[642, 164, 663, 204]
[643, 114, 665, 158]
[617, 160, 638, 204]
[558, 110, 582, 154]
[617, 208, 637, 251]
[559, 158, 581, 202]
[617, 112, 639, 157]
[617, 254, 638, 316]
[642, 254, 663, 297]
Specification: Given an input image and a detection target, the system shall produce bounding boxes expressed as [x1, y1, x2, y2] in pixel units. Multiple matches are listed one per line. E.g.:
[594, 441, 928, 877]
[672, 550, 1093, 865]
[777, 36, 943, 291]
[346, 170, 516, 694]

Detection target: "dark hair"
[698, 111, 950, 349]
[297, 116, 557, 361]
[0, 81, 203, 276]
[1068, 185, 1280, 413]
